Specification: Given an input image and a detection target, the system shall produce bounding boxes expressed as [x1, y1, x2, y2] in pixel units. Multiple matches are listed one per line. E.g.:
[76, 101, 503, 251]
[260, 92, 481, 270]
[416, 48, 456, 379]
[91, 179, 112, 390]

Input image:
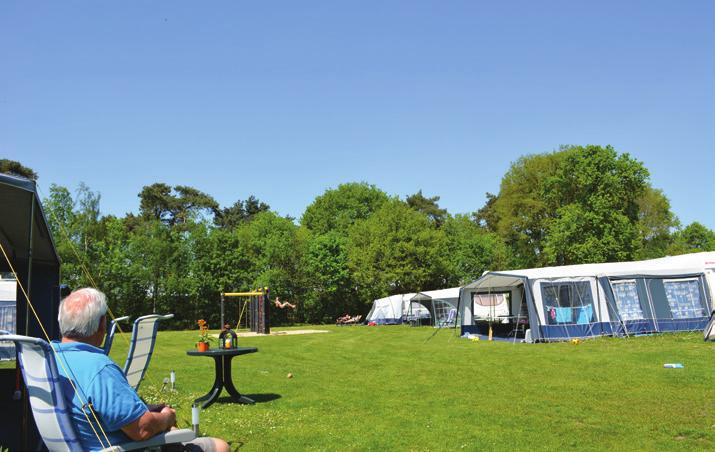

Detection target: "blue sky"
[1, 1, 713, 228]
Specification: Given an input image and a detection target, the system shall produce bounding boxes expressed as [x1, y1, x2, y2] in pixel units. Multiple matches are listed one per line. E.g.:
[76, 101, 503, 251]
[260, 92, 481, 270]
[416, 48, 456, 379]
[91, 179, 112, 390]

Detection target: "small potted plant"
[196, 319, 212, 352]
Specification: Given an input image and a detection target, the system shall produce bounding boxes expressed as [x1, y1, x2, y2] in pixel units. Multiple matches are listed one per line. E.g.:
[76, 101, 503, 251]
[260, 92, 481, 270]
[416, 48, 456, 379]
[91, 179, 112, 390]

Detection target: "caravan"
[459, 252, 715, 342]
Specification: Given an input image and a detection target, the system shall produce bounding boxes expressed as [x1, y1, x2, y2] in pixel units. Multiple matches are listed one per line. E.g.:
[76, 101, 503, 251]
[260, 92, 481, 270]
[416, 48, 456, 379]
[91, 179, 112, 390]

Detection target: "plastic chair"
[0, 334, 195, 452]
[123, 314, 174, 391]
[103, 315, 130, 355]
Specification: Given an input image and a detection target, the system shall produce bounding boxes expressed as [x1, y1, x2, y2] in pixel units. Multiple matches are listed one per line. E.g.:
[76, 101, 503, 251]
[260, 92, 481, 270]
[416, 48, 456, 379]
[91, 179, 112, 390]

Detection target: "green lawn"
[105, 326, 715, 451]
[2, 327, 711, 449]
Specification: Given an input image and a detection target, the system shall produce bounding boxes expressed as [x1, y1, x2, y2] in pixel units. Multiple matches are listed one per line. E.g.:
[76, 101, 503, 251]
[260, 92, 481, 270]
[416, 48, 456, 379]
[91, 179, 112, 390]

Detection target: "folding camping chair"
[437, 308, 457, 328]
[103, 315, 130, 355]
[0, 334, 195, 452]
[123, 314, 174, 391]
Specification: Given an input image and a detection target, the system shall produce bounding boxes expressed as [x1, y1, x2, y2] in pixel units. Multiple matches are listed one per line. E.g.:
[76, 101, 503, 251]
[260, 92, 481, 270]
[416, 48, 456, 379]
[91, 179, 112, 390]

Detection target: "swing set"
[220, 288, 270, 335]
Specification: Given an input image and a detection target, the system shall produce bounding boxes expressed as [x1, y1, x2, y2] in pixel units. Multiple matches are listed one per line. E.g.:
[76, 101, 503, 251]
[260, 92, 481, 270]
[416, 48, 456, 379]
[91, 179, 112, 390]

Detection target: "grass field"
[101, 326, 715, 451]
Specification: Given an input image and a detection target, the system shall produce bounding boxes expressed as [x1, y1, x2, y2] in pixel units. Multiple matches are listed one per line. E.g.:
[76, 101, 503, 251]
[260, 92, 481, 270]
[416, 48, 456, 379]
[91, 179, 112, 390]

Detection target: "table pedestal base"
[194, 354, 255, 409]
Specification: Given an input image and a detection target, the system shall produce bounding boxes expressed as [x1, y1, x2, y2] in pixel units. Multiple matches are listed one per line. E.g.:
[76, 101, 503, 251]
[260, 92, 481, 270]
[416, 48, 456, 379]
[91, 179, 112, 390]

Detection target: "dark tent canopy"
[0, 173, 61, 450]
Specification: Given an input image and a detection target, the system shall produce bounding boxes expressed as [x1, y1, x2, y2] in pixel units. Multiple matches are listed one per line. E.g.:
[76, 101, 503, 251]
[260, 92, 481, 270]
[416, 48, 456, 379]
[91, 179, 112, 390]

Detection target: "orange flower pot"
[197, 342, 209, 352]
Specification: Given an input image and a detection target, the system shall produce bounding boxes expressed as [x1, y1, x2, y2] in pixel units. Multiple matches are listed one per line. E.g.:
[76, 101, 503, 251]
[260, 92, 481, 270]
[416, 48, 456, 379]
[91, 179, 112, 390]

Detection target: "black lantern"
[219, 324, 238, 349]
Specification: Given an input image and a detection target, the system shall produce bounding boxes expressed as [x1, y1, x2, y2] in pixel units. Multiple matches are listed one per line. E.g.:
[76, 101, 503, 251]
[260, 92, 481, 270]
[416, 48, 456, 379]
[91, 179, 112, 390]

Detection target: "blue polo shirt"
[51, 341, 148, 451]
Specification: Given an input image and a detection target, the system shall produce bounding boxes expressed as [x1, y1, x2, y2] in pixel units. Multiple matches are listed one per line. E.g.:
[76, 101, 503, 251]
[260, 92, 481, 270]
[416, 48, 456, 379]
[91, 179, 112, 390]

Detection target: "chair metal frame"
[102, 315, 130, 355]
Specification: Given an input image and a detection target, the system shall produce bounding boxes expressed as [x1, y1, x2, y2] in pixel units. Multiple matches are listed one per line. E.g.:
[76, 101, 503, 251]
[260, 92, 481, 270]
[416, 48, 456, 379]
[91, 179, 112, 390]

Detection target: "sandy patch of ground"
[211, 329, 330, 338]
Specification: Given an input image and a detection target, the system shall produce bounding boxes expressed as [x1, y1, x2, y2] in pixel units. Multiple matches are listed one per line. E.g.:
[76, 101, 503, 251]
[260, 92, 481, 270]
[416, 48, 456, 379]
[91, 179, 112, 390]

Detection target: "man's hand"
[160, 406, 177, 428]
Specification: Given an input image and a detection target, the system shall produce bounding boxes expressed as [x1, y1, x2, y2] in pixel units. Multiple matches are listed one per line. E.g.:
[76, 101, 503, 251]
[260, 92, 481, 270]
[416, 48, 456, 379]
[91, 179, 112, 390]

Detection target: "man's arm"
[121, 406, 176, 442]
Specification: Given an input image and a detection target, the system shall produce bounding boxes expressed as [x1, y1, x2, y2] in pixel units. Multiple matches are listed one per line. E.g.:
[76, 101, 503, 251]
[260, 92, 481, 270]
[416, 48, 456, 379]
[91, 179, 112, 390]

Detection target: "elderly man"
[53, 288, 229, 452]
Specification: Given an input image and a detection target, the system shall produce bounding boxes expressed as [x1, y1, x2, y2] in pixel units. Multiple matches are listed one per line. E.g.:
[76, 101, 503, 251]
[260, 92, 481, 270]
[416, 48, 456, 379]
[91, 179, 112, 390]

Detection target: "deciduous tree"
[347, 199, 447, 307]
[542, 145, 649, 264]
[668, 222, 715, 254]
[301, 182, 388, 235]
[302, 231, 356, 322]
[443, 215, 510, 285]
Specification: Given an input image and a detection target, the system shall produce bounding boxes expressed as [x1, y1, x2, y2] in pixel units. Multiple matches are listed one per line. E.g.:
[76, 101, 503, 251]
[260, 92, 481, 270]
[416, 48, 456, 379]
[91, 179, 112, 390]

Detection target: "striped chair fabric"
[123, 314, 174, 391]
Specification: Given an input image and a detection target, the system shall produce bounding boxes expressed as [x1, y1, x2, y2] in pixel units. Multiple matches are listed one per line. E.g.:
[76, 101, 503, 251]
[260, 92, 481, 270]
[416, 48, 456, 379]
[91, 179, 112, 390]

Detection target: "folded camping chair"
[103, 315, 130, 355]
[438, 308, 457, 328]
[0, 334, 195, 452]
[123, 314, 174, 391]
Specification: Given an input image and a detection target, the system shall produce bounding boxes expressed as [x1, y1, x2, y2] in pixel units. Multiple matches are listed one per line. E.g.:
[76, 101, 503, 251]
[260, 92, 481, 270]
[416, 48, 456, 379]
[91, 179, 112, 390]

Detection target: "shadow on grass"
[227, 440, 244, 450]
[216, 393, 282, 404]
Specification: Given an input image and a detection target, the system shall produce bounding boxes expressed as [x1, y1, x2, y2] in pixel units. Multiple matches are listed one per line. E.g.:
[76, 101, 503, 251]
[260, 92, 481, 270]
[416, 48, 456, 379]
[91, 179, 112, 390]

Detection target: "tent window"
[473, 293, 506, 307]
[432, 300, 452, 324]
[541, 281, 595, 325]
[663, 279, 705, 319]
[611, 280, 644, 321]
[409, 302, 431, 320]
[472, 292, 510, 320]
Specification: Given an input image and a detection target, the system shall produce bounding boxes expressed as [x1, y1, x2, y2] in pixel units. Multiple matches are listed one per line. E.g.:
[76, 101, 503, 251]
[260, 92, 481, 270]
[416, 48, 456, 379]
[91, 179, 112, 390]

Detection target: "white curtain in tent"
[472, 293, 509, 319]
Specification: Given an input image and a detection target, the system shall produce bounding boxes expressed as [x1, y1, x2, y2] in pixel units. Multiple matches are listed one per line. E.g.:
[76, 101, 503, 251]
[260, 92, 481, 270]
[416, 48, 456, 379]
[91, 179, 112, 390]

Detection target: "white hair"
[58, 288, 108, 338]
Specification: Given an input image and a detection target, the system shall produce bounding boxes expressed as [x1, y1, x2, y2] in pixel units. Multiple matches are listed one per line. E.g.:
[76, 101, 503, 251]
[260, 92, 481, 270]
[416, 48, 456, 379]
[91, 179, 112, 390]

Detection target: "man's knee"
[212, 437, 230, 452]
[164, 436, 228, 452]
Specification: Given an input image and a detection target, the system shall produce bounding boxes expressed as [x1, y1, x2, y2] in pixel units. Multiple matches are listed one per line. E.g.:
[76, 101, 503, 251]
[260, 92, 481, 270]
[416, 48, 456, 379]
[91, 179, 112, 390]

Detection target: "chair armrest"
[101, 428, 196, 451]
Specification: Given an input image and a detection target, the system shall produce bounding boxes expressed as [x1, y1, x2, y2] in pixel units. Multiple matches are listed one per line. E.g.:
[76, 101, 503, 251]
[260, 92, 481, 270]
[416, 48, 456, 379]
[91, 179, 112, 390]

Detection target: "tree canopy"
[139, 183, 219, 226]
[478, 145, 677, 267]
[406, 190, 448, 226]
[214, 195, 270, 229]
[10, 145, 709, 328]
[301, 182, 388, 235]
[347, 199, 447, 303]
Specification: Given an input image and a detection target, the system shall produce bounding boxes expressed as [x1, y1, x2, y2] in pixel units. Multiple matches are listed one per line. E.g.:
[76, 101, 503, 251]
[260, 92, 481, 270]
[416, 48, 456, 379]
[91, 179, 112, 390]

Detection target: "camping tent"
[459, 252, 715, 342]
[0, 173, 62, 450]
[366, 293, 429, 324]
[411, 288, 461, 326]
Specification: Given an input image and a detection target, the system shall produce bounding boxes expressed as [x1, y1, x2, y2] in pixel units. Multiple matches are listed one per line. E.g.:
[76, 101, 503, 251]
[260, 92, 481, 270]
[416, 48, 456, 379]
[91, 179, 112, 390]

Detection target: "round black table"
[186, 347, 258, 409]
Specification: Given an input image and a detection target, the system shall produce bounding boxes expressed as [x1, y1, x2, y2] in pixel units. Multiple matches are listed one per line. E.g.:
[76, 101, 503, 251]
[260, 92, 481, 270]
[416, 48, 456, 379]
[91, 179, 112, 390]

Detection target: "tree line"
[2, 146, 713, 328]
